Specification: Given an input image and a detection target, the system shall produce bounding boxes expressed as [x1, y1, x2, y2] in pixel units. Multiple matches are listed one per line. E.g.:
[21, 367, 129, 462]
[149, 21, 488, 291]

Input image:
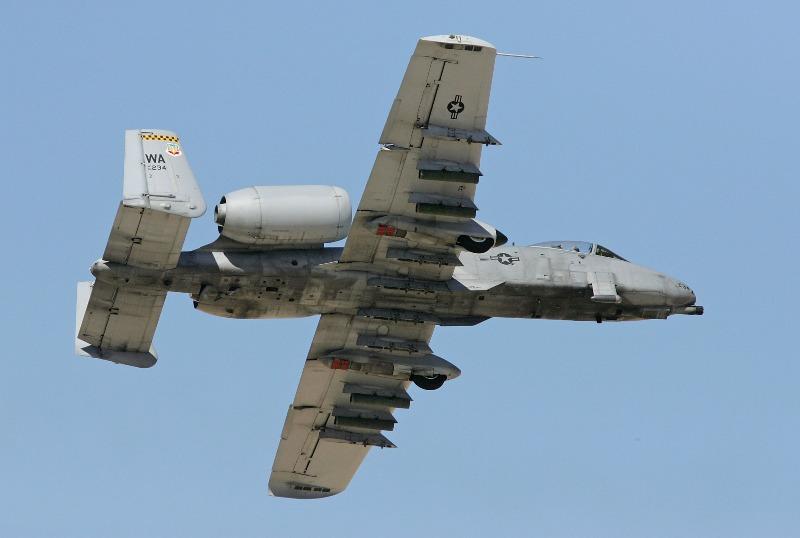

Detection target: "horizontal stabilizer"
[75, 281, 159, 367]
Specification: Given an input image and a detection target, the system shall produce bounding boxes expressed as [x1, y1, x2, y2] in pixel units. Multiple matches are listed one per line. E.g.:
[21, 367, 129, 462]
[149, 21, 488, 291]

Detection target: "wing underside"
[341, 34, 499, 282]
[269, 313, 452, 498]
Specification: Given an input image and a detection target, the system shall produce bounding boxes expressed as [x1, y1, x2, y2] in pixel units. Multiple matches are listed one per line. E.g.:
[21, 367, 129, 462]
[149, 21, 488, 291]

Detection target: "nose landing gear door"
[589, 272, 621, 304]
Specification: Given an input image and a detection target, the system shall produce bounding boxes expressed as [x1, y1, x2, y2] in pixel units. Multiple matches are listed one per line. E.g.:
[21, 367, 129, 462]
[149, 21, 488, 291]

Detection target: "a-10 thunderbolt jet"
[75, 34, 702, 498]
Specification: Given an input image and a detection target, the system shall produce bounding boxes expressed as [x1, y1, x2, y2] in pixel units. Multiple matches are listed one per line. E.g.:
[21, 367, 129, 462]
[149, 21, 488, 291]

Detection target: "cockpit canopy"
[531, 241, 628, 261]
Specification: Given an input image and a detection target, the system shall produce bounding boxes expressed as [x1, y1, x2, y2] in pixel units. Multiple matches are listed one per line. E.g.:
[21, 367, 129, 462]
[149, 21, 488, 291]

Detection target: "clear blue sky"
[2, 1, 798, 536]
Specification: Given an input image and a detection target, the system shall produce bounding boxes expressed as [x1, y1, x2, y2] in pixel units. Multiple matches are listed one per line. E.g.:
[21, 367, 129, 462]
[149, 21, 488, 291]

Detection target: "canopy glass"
[531, 241, 627, 261]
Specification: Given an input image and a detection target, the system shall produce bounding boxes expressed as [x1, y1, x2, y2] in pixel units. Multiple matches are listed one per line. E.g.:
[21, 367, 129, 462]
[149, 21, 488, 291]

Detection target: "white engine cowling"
[214, 185, 352, 245]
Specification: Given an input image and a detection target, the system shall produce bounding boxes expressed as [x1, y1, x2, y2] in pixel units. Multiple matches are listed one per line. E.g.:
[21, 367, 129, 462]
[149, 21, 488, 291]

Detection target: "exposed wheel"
[411, 374, 447, 390]
[457, 235, 494, 254]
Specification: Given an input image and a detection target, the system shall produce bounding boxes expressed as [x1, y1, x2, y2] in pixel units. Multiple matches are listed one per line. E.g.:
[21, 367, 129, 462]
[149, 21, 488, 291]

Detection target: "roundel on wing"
[447, 95, 465, 118]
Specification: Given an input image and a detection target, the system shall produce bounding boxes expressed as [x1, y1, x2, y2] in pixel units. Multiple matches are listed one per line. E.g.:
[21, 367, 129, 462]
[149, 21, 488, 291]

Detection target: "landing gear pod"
[367, 216, 507, 253]
[319, 351, 461, 386]
[456, 235, 495, 253]
[456, 228, 508, 253]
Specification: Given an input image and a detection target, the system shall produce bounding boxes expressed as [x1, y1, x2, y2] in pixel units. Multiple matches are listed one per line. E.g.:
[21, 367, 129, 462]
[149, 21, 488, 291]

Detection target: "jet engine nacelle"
[214, 185, 352, 245]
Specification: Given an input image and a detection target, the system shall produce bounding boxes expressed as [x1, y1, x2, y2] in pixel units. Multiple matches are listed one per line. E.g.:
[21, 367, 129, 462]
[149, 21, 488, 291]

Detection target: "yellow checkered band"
[140, 133, 180, 142]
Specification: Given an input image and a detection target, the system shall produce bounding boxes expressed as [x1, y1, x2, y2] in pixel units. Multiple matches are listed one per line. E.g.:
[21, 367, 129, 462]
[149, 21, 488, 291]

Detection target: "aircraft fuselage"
[91, 244, 700, 325]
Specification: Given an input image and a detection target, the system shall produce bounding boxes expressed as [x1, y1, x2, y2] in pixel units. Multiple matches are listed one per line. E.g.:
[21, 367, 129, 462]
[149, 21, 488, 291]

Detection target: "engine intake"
[214, 185, 351, 245]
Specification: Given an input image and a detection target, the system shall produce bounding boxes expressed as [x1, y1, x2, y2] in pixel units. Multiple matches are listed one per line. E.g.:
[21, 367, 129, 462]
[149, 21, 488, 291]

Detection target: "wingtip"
[420, 34, 496, 50]
[268, 480, 342, 499]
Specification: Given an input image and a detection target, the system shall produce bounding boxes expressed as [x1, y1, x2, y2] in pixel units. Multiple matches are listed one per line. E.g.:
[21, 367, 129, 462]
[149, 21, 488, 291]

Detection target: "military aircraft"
[74, 34, 702, 499]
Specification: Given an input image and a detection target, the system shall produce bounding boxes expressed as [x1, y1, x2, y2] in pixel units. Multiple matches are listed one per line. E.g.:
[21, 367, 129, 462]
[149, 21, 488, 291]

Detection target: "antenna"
[497, 52, 542, 59]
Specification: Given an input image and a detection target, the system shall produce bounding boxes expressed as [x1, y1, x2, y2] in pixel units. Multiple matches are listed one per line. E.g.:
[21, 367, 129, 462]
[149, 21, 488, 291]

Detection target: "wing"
[340, 34, 501, 282]
[268, 313, 460, 498]
[269, 35, 498, 498]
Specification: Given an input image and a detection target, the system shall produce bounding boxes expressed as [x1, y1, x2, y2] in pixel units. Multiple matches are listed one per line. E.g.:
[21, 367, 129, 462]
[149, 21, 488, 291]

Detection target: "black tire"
[457, 235, 494, 254]
[411, 374, 447, 390]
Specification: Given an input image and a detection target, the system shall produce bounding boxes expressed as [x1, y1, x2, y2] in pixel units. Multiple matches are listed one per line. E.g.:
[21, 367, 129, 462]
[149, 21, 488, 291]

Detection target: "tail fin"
[74, 129, 205, 367]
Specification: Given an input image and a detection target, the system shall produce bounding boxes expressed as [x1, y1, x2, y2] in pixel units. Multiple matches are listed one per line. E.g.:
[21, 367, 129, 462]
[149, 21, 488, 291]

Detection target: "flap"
[420, 124, 500, 145]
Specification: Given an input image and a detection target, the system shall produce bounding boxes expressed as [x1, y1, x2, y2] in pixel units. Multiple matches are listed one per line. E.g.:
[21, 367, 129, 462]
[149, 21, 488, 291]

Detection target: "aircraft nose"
[665, 278, 696, 306]
[686, 287, 696, 305]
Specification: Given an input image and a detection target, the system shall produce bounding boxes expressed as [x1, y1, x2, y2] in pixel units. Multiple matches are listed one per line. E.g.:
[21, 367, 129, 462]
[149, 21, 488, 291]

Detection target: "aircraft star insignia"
[490, 252, 520, 265]
[447, 95, 465, 118]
